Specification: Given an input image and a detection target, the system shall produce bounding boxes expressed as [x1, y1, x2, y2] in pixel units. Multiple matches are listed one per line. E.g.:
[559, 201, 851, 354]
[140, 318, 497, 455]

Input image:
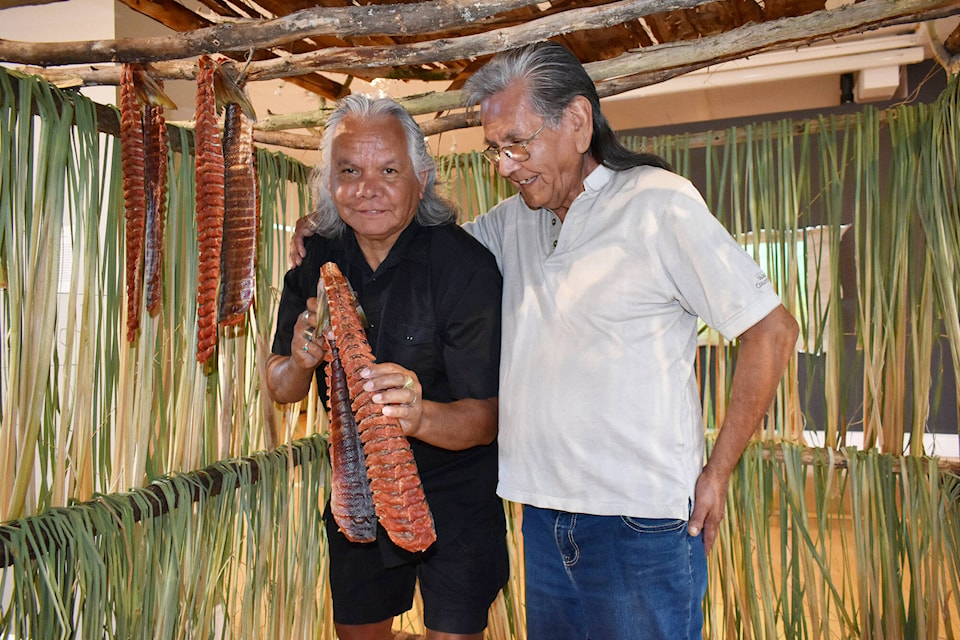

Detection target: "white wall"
[0, 0, 117, 106]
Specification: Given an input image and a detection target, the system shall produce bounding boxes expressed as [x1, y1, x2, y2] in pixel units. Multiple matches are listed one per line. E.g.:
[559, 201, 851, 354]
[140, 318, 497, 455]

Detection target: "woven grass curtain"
[0, 67, 312, 523]
[618, 77, 960, 456]
[2, 67, 960, 639]
[1, 439, 328, 639]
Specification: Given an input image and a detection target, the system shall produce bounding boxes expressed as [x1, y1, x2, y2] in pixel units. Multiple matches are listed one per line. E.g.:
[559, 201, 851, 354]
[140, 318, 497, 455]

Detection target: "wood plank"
[0, 0, 712, 65]
[117, 0, 215, 31]
[0, 0, 64, 8]
[762, 0, 826, 21]
[944, 20, 960, 54]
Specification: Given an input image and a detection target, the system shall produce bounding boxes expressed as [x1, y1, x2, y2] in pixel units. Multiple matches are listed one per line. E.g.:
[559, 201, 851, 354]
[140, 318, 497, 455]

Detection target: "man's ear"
[566, 95, 594, 155]
[418, 170, 429, 199]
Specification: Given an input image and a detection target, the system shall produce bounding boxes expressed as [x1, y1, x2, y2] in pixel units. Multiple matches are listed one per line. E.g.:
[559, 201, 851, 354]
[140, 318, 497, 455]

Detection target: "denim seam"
[618, 515, 686, 534]
[553, 513, 580, 568]
[684, 532, 694, 636]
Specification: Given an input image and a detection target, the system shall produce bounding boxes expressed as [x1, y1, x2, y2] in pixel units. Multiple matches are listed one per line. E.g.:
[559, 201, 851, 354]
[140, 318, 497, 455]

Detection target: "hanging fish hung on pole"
[194, 55, 225, 364]
[319, 262, 436, 553]
[119, 63, 176, 342]
[119, 64, 145, 343]
[142, 81, 170, 317]
[214, 63, 259, 328]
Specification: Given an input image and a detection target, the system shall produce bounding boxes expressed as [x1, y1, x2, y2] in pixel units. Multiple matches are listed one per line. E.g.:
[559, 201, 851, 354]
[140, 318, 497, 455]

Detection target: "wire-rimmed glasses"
[481, 123, 546, 165]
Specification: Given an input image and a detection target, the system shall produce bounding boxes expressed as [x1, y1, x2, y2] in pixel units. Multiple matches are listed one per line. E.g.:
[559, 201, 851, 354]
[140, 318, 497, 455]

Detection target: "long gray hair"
[462, 41, 670, 172]
[308, 94, 458, 237]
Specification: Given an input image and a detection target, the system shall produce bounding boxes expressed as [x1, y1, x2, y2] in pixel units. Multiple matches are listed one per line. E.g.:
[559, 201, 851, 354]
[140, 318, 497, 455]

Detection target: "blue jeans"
[522, 505, 707, 640]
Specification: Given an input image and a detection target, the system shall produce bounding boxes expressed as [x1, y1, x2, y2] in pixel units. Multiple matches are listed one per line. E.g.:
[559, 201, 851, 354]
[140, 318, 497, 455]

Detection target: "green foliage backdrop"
[1, 67, 959, 638]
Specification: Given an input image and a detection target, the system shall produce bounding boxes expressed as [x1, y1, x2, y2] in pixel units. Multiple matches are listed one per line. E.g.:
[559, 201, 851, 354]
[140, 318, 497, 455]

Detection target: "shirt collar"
[583, 163, 614, 193]
[345, 220, 425, 277]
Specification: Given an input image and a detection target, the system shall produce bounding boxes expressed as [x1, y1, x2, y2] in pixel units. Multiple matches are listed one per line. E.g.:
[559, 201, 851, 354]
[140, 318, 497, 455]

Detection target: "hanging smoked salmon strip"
[143, 98, 167, 318]
[120, 64, 174, 341]
[119, 64, 146, 343]
[194, 56, 225, 363]
[214, 65, 258, 328]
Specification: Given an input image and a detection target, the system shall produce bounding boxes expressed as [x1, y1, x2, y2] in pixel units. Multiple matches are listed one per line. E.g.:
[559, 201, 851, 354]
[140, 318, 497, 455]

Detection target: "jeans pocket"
[619, 516, 686, 534]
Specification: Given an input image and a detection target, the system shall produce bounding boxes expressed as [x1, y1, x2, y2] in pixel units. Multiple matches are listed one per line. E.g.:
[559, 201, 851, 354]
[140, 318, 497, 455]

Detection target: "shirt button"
[552, 240, 557, 248]
[551, 218, 557, 226]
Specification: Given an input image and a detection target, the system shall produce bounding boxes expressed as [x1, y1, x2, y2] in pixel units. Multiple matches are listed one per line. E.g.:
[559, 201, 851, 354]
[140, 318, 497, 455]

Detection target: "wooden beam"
[2, 437, 955, 569]
[0, 0, 566, 64]
[7, 0, 958, 141]
[242, 0, 725, 81]
[249, 0, 960, 136]
[117, 0, 214, 32]
[588, 0, 960, 86]
[12, 0, 958, 93]
[0, 0, 63, 7]
[758, 443, 960, 477]
[618, 110, 895, 151]
[0, 437, 320, 569]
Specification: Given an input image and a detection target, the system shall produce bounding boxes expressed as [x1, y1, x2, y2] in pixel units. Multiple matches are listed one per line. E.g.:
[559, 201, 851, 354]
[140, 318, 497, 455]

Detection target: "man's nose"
[356, 176, 381, 197]
[497, 153, 521, 176]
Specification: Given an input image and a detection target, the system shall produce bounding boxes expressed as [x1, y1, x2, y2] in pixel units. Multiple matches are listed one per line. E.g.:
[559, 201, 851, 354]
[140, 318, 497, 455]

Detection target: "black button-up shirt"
[272, 220, 503, 547]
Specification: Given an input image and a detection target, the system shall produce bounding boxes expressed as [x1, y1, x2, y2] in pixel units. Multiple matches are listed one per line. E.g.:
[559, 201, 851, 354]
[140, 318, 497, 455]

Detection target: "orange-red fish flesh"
[326, 341, 378, 542]
[217, 102, 257, 327]
[320, 261, 436, 553]
[194, 56, 225, 363]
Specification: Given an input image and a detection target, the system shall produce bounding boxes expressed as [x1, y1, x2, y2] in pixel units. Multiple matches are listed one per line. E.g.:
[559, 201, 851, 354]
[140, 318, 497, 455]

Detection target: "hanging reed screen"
[2, 67, 959, 639]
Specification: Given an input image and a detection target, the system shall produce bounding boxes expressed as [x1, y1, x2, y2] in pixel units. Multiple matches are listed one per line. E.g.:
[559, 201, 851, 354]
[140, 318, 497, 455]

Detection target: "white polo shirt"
[464, 164, 782, 519]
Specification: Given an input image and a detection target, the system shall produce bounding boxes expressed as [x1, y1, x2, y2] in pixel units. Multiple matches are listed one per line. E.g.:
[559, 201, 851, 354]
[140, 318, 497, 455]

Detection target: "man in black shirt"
[266, 94, 507, 640]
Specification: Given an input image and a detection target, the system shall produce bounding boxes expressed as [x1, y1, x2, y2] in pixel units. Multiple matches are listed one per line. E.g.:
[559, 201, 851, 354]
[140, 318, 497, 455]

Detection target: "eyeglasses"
[481, 123, 546, 165]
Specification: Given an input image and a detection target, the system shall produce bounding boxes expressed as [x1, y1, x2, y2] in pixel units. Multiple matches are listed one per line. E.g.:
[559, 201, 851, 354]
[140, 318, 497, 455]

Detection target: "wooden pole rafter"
[1, 0, 958, 144]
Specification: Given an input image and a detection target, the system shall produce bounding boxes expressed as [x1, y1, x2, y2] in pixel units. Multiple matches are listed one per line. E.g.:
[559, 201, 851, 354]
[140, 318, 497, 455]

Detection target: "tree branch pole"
[17, 0, 960, 91]
[759, 442, 960, 477]
[0, 437, 321, 569]
[2, 439, 956, 569]
[0, 0, 713, 66]
[4, 0, 957, 145]
[253, 0, 960, 138]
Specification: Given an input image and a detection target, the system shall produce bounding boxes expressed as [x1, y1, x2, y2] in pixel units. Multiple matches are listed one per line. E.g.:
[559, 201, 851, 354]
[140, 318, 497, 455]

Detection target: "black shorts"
[324, 507, 509, 634]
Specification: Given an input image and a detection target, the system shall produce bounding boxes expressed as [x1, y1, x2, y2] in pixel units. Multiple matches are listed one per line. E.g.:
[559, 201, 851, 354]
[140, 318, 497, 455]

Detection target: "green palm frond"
[2, 66, 960, 640]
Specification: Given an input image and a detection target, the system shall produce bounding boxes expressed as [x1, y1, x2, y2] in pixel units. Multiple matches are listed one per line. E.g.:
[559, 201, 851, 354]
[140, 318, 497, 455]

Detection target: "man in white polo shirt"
[460, 41, 798, 640]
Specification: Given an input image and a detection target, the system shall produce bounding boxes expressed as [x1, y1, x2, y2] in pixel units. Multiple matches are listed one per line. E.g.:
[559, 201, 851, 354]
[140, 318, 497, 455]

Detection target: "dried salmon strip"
[120, 64, 146, 343]
[194, 56, 224, 363]
[217, 102, 257, 327]
[320, 261, 436, 553]
[143, 101, 168, 317]
[326, 342, 378, 543]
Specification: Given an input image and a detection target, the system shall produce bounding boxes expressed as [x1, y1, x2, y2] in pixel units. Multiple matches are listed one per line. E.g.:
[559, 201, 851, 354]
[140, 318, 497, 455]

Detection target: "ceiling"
[1, 0, 959, 154]
[118, 0, 834, 100]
